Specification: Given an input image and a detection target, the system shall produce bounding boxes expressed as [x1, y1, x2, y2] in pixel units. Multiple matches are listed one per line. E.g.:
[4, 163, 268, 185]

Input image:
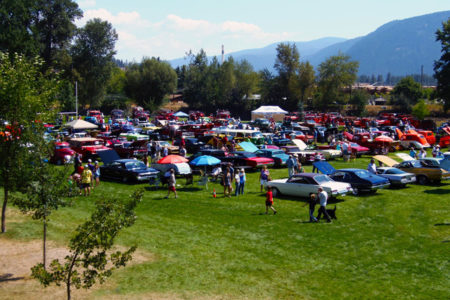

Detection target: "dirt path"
[0, 237, 154, 299]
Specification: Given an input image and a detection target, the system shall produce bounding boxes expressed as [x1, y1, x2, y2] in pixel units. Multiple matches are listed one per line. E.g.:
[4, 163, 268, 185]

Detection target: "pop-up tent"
[251, 106, 288, 122]
[63, 119, 98, 130]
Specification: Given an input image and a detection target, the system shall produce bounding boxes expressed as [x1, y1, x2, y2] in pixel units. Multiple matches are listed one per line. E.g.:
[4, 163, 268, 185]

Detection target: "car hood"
[320, 181, 352, 190]
[98, 149, 121, 164]
[313, 161, 336, 175]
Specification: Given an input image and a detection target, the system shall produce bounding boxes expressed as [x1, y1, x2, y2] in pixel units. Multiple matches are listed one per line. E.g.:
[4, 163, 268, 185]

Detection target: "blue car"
[313, 161, 390, 195]
[255, 149, 290, 167]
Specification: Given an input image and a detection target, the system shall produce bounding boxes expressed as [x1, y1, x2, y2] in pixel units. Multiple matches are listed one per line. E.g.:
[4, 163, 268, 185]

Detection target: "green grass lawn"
[3, 154, 450, 299]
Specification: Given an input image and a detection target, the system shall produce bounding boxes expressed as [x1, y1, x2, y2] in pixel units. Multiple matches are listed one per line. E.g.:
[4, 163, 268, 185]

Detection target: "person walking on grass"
[234, 172, 240, 196]
[165, 169, 177, 199]
[223, 167, 232, 197]
[81, 164, 92, 196]
[265, 187, 277, 215]
[316, 187, 331, 223]
[93, 161, 101, 187]
[238, 168, 246, 195]
[304, 193, 318, 222]
[259, 165, 270, 192]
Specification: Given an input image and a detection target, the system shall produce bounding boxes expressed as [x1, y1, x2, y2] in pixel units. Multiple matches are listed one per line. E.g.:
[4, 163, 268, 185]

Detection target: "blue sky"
[75, 0, 450, 62]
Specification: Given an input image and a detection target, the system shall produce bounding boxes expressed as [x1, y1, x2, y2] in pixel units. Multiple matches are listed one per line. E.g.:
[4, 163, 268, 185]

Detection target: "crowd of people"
[69, 153, 101, 196]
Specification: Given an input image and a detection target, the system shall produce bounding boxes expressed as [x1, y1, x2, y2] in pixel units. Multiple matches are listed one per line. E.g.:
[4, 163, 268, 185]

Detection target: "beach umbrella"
[173, 111, 189, 117]
[190, 155, 221, 166]
[157, 154, 188, 164]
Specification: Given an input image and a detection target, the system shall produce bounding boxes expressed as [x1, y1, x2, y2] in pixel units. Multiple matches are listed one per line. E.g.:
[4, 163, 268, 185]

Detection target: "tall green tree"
[391, 76, 422, 111]
[434, 19, 450, 112]
[32, 190, 144, 300]
[298, 61, 315, 109]
[125, 57, 177, 111]
[71, 18, 118, 108]
[316, 53, 359, 110]
[0, 52, 59, 233]
[274, 43, 301, 111]
[0, 0, 40, 57]
[34, 0, 82, 70]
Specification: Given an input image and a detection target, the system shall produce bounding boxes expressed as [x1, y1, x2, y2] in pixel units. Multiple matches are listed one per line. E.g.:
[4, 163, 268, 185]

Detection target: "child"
[165, 169, 177, 199]
[265, 187, 277, 215]
[304, 194, 318, 222]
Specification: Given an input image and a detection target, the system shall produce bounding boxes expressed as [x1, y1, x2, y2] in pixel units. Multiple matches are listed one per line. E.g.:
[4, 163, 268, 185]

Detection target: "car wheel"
[56, 159, 62, 165]
[122, 176, 129, 183]
[272, 188, 280, 197]
[352, 187, 359, 195]
[417, 175, 428, 185]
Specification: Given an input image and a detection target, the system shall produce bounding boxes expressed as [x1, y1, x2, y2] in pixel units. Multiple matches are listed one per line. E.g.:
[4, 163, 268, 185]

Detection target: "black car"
[174, 137, 205, 154]
[98, 150, 159, 183]
[313, 161, 390, 195]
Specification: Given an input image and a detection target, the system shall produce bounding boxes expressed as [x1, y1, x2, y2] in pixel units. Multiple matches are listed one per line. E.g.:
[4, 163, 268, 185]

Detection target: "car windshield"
[354, 170, 372, 178]
[125, 161, 146, 170]
[313, 175, 333, 184]
[272, 151, 285, 156]
[385, 168, 405, 175]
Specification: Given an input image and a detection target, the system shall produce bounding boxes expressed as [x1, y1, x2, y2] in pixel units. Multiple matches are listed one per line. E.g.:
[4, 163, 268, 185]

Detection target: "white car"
[376, 167, 416, 187]
[265, 173, 353, 198]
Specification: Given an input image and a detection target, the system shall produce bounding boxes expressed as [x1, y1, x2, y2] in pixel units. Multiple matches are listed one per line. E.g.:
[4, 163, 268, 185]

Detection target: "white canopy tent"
[251, 106, 288, 122]
[63, 119, 98, 130]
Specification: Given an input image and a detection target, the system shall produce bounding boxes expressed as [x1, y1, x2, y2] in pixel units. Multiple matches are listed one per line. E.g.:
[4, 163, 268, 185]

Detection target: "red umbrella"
[157, 154, 188, 164]
[374, 136, 393, 143]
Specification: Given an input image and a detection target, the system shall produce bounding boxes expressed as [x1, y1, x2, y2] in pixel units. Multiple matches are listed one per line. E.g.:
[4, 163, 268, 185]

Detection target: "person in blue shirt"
[238, 169, 246, 195]
[409, 147, 417, 159]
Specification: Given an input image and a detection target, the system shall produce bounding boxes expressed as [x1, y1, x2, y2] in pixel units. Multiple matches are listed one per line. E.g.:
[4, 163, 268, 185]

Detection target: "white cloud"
[77, 9, 292, 60]
[78, 0, 96, 9]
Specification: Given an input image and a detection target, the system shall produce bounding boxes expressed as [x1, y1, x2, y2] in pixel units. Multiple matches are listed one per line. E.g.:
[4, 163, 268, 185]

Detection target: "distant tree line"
[358, 73, 437, 86]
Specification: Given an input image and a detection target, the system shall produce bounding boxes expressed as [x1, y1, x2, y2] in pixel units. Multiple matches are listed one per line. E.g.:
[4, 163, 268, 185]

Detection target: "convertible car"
[98, 150, 159, 183]
[313, 161, 390, 195]
[265, 173, 353, 198]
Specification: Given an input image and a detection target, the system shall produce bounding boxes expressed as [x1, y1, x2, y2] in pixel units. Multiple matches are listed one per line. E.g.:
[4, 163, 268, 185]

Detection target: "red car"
[50, 142, 76, 165]
[416, 130, 436, 146]
[68, 137, 111, 161]
[113, 140, 148, 158]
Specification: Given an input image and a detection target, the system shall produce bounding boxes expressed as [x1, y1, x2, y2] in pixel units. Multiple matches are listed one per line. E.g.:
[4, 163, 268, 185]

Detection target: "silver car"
[376, 167, 416, 187]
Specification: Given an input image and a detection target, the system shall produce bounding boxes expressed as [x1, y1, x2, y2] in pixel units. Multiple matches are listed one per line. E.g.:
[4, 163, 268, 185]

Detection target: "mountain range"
[169, 11, 450, 76]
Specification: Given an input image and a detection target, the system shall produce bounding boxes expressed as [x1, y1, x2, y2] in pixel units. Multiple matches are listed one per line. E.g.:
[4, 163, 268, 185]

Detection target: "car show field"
[1, 154, 449, 299]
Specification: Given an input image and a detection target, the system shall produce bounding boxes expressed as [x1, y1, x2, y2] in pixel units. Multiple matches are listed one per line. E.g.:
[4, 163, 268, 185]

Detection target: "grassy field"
[1, 154, 449, 299]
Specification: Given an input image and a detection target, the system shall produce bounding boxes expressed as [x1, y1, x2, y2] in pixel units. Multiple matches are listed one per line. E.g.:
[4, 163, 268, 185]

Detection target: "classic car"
[98, 150, 159, 183]
[291, 139, 341, 160]
[173, 137, 205, 154]
[113, 140, 148, 158]
[395, 160, 450, 184]
[396, 129, 430, 149]
[376, 167, 416, 187]
[254, 149, 289, 167]
[226, 151, 274, 168]
[313, 161, 390, 195]
[373, 155, 450, 184]
[265, 173, 353, 198]
[68, 137, 111, 161]
[154, 140, 179, 154]
[50, 142, 76, 165]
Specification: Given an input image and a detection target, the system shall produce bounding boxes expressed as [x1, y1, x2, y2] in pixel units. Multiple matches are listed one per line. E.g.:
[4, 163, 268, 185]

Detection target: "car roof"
[116, 159, 144, 163]
[292, 173, 323, 178]
[338, 168, 364, 172]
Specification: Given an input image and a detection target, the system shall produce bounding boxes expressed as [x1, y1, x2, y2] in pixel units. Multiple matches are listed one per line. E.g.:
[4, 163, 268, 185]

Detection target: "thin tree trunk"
[1, 187, 8, 233]
[67, 252, 78, 300]
[43, 215, 47, 269]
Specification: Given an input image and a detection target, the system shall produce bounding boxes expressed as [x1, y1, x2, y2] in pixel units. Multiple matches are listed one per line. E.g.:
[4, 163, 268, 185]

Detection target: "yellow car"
[373, 155, 450, 184]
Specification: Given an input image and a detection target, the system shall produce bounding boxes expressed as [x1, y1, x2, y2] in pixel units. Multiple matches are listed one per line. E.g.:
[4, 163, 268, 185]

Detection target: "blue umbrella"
[190, 155, 221, 166]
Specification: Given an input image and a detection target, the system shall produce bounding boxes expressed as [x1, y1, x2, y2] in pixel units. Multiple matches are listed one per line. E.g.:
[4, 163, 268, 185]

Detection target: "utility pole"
[75, 81, 78, 118]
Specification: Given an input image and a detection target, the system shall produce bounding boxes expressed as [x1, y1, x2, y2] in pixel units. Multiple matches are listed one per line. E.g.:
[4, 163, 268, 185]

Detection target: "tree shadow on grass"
[424, 188, 450, 195]
[0, 273, 24, 282]
[272, 194, 345, 204]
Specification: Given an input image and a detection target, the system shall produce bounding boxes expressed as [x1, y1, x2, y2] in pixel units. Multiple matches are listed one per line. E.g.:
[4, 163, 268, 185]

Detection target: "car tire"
[56, 159, 62, 165]
[272, 188, 280, 197]
[122, 176, 129, 183]
[352, 187, 359, 195]
[417, 175, 428, 185]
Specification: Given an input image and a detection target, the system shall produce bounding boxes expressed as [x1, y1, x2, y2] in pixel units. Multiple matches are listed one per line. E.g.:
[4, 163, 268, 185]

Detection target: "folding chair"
[197, 175, 209, 190]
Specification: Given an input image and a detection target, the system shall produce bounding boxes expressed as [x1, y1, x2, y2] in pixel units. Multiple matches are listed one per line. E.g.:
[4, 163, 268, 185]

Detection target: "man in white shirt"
[316, 187, 332, 223]
[367, 159, 377, 174]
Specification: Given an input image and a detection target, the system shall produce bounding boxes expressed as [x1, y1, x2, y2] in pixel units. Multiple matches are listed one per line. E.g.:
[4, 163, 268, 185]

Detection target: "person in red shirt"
[265, 187, 277, 215]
